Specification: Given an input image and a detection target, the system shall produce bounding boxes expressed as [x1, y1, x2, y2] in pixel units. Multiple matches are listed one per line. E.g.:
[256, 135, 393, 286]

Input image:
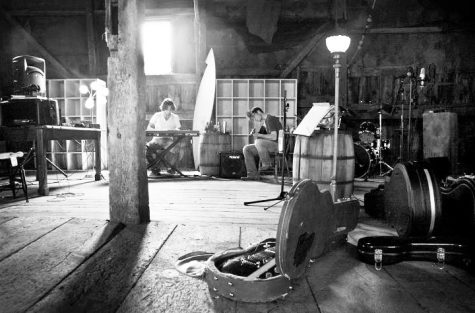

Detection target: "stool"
[270, 152, 291, 179]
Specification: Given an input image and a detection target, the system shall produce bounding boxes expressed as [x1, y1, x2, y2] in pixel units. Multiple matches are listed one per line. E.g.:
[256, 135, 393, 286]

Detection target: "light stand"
[330, 53, 341, 201]
[243, 95, 289, 210]
[326, 34, 350, 201]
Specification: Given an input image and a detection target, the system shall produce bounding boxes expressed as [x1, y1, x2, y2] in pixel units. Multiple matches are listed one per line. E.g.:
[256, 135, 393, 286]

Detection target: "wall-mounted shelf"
[215, 79, 298, 151]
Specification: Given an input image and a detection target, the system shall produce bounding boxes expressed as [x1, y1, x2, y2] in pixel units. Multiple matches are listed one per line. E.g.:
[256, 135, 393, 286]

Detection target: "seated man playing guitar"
[242, 106, 283, 181]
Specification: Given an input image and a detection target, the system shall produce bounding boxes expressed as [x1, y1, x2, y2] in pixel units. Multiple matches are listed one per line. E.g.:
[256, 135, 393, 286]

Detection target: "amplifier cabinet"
[219, 151, 247, 178]
[0, 97, 60, 126]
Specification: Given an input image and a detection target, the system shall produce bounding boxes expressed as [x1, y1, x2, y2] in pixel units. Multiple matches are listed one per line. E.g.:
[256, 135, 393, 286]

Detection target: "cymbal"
[366, 109, 392, 118]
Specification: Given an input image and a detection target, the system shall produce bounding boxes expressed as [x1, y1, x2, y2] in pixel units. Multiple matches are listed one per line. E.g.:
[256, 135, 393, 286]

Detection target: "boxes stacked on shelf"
[47, 78, 107, 171]
[215, 79, 297, 151]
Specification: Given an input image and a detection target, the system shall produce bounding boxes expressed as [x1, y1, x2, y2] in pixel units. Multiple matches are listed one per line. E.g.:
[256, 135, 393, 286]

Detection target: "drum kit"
[354, 110, 393, 179]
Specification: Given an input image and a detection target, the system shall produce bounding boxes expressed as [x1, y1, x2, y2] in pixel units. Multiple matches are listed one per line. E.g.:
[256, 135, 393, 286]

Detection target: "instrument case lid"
[276, 179, 334, 279]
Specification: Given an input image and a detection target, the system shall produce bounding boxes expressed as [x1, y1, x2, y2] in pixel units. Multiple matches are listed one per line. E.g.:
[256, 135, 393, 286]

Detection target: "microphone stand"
[407, 76, 414, 160]
[399, 78, 405, 163]
[244, 95, 289, 210]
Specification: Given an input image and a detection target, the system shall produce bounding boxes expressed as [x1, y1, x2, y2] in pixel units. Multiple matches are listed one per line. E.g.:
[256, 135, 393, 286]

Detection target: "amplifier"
[0, 97, 60, 126]
[219, 151, 246, 179]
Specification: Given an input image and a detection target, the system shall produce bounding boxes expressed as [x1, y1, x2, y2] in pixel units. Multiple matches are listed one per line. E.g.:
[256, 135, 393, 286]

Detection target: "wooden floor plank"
[385, 261, 475, 312]
[117, 224, 240, 313]
[306, 245, 426, 313]
[0, 218, 115, 313]
[0, 215, 16, 225]
[0, 216, 72, 261]
[28, 222, 176, 313]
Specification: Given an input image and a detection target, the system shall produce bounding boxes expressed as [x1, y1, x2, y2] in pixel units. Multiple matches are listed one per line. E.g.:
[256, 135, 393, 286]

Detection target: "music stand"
[244, 95, 289, 210]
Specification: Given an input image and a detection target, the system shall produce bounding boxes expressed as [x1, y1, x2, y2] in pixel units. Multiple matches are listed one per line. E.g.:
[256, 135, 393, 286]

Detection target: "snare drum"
[354, 143, 376, 178]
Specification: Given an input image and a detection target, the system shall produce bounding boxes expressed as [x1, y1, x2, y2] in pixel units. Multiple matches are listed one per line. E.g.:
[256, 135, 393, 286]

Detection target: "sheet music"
[293, 103, 332, 136]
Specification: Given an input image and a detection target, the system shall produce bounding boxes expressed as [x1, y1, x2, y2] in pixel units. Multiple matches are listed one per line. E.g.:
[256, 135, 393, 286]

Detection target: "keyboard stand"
[147, 136, 187, 177]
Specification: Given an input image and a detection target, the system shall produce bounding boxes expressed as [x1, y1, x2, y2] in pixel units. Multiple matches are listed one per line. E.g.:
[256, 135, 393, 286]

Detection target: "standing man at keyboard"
[242, 106, 283, 181]
[146, 98, 181, 175]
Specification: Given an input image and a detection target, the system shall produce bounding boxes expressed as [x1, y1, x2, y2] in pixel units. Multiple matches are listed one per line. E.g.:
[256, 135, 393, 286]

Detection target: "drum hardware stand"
[244, 94, 289, 210]
[375, 105, 393, 176]
[22, 146, 69, 178]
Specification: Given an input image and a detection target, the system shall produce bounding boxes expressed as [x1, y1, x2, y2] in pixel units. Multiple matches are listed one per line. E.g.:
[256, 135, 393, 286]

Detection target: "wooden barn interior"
[1, 0, 475, 312]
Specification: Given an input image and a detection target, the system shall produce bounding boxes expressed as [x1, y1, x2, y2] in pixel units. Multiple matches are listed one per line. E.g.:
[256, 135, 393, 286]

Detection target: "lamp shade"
[325, 35, 351, 53]
[79, 85, 90, 95]
[85, 97, 95, 109]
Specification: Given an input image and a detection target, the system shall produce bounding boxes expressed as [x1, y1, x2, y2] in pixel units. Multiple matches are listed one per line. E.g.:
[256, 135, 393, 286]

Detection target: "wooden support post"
[194, 0, 207, 82]
[85, 0, 97, 76]
[107, 0, 149, 224]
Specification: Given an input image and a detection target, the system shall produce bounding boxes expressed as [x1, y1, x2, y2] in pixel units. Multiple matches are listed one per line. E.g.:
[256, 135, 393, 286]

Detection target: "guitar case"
[384, 162, 443, 237]
[204, 179, 360, 302]
[440, 175, 475, 238]
[385, 161, 475, 239]
[357, 236, 475, 273]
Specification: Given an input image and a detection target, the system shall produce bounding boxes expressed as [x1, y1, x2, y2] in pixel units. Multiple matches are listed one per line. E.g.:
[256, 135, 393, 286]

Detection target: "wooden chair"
[0, 148, 34, 202]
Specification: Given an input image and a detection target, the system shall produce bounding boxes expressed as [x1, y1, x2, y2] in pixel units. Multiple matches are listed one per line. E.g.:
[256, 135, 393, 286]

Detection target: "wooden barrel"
[384, 162, 443, 238]
[199, 133, 231, 176]
[175, 138, 195, 170]
[292, 130, 355, 199]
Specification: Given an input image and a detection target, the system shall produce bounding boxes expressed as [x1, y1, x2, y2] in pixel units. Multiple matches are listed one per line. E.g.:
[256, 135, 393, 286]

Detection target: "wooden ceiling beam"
[86, 0, 97, 76]
[0, 8, 76, 78]
[280, 22, 330, 78]
[5, 10, 105, 16]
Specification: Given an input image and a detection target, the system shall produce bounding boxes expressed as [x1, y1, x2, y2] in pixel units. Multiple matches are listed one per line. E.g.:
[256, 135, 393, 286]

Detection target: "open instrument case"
[205, 179, 360, 302]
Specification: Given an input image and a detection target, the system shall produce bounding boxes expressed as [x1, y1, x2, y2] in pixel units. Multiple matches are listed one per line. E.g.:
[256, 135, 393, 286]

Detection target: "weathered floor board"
[117, 224, 241, 313]
[0, 215, 16, 224]
[0, 218, 115, 313]
[385, 261, 475, 312]
[306, 245, 475, 313]
[27, 222, 176, 313]
[0, 216, 72, 261]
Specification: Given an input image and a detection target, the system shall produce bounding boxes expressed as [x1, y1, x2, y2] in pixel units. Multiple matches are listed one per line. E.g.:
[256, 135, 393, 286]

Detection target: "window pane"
[141, 20, 172, 75]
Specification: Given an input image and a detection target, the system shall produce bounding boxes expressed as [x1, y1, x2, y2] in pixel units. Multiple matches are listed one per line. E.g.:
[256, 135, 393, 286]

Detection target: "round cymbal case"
[205, 179, 334, 302]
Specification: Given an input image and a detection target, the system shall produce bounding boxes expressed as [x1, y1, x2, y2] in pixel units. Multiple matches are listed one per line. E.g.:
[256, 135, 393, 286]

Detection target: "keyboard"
[146, 130, 200, 137]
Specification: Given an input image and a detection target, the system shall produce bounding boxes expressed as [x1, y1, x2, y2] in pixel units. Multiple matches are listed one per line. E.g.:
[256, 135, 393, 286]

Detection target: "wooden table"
[0, 125, 101, 195]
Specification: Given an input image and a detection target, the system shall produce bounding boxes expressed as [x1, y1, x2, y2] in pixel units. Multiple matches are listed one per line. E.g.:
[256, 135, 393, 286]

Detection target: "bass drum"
[354, 143, 375, 178]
